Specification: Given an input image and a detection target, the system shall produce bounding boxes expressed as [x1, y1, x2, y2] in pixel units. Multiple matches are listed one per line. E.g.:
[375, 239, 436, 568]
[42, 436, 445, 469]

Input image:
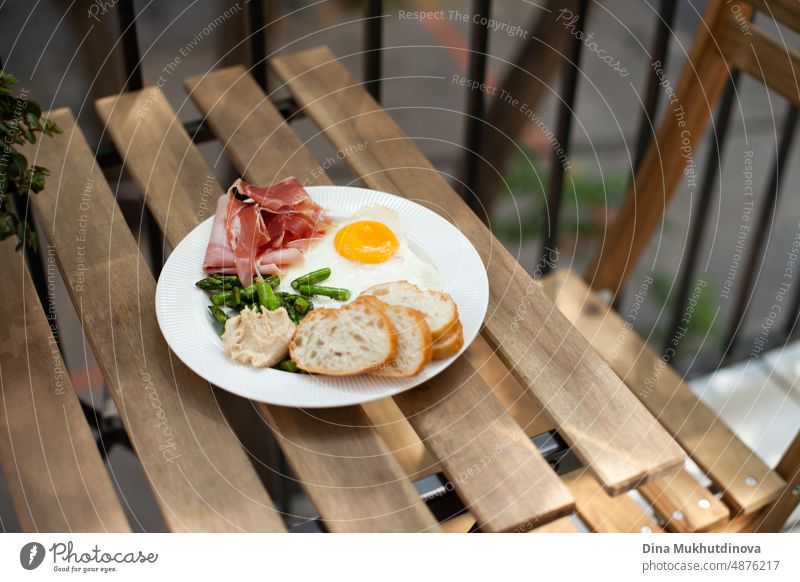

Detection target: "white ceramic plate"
[155, 186, 489, 407]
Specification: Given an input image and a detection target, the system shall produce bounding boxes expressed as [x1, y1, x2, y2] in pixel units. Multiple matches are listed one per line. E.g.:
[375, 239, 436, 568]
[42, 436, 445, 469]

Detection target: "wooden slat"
[585, 0, 750, 292]
[753, 350, 800, 531]
[96, 87, 439, 533]
[184, 66, 574, 532]
[270, 47, 685, 494]
[540, 270, 786, 513]
[710, 510, 766, 532]
[744, 0, 800, 34]
[639, 468, 730, 532]
[530, 516, 581, 533]
[440, 513, 476, 533]
[25, 109, 285, 532]
[394, 358, 574, 532]
[388, 337, 728, 532]
[0, 240, 130, 532]
[378, 341, 727, 531]
[562, 470, 663, 533]
[755, 431, 800, 532]
[466, 336, 556, 438]
[720, 17, 800, 107]
[262, 406, 439, 532]
[361, 398, 440, 480]
[364, 335, 556, 481]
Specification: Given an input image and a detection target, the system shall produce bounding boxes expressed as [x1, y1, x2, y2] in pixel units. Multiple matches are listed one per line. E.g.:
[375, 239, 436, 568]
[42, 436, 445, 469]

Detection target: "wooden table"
[1, 46, 699, 533]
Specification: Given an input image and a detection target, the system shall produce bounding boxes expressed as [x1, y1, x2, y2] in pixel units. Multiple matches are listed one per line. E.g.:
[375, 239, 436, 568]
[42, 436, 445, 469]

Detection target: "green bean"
[297, 284, 350, 301]
[290, 268, 331, 289]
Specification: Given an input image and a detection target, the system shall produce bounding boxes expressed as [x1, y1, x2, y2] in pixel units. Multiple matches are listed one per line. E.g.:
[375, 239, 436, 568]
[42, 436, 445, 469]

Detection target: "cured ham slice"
[202, 177, 329, 283]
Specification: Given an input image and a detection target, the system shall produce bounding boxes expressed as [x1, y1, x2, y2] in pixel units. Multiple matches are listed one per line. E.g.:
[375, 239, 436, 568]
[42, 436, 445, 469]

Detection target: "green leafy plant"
[493, 146, 627, 245]
[646, 273, 721, 358]
[495, 145, 720, 364]
[0, 70, 61, 251]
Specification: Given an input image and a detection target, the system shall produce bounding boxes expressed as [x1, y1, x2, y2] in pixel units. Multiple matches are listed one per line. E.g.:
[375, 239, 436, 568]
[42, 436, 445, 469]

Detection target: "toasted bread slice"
[290, 301, 396, 375]
[361, 281, 459, 341]
[432, 321, 463, 360]
[358, 296, 433, 377]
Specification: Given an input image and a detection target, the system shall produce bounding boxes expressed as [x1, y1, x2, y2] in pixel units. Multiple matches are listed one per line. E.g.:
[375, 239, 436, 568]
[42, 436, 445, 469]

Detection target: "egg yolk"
[334, 220, 399, 263]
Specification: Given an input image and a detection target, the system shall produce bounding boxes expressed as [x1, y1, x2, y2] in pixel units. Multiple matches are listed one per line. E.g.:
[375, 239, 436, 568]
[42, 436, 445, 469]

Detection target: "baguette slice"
[432, 321, 463, 360]
[358, 296, 433, 377]
[290, 301, 396, 375]
[361, 281, 459, 341]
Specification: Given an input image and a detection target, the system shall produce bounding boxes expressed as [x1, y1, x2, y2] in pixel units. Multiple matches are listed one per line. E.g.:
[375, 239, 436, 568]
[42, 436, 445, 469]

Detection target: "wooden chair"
[2, 56, 682, 532]
[1, 0, 796, 534]
[573, 0, 799, 532]
[273, 0, 800, 533]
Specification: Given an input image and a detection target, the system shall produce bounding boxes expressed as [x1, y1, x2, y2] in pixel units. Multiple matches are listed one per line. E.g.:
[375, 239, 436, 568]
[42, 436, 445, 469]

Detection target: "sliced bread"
[290, 301, 397, 375]
[361, 280, 459, 341]
[432, 320, 463, 360]
[358, 296, 433, 377]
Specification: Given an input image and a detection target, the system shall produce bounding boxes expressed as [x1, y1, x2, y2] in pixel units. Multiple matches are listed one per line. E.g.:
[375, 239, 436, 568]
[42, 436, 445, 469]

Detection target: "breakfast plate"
[155, 185, 489, 407]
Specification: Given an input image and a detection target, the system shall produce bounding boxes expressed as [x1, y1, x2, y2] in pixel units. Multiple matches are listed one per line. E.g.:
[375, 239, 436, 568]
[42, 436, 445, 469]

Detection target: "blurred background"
[1, 0, 799, 531]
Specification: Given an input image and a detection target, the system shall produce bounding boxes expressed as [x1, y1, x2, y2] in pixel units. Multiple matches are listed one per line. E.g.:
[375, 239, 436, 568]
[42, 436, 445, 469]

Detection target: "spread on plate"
[222, 305, 295, 368]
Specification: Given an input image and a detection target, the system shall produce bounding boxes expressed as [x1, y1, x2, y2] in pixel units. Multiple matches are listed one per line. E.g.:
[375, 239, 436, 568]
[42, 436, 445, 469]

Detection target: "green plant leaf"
[25, 112, 42, 130]
[25, 99, 41, 120]
[0, 69, 58, 252]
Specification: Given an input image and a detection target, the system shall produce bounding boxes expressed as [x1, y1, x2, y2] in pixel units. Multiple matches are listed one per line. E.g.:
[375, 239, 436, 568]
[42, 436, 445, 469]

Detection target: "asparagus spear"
[284, 301, 300, 324]
[214, 274, 243, 287]
[276, 291, 296, 304]
[293, 296, 310, 314]
[208, 305, 229, 336]
[197, 274, 278, 292]
[297, 284, 350, 301]
[261, 275, 281, 289]
[290, 268, 331, 289]
[195, 277, 225, 291]
[196, 274, 242, 292]
[256, 278, 280, 310]
[210, 290, 240, 307]
[277, 359, 301, 373]
[241, 284, 257, 302]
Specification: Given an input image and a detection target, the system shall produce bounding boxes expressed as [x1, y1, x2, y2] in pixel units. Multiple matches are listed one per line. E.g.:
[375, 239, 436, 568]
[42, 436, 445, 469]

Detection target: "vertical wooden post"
[584, 0, 750, 292]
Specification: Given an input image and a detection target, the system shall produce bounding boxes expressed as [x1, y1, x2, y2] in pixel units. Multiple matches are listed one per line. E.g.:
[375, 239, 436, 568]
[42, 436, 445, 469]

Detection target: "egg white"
[277, 205, 443, 307]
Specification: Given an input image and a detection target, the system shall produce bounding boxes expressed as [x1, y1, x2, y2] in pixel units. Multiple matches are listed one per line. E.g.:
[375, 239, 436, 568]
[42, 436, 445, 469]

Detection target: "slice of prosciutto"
[202, 177, 329, 284]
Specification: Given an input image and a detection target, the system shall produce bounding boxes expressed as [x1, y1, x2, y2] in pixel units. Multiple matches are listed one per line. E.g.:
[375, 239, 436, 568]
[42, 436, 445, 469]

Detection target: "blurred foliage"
[495, 145, 720, 361]
[0, 70, 61, 251]
[493, 146, 626, 244]
[647, 274, 721, 358]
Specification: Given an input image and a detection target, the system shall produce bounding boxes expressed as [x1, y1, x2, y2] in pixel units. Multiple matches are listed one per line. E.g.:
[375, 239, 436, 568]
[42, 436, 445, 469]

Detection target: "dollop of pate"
[223, 306, 295, 367]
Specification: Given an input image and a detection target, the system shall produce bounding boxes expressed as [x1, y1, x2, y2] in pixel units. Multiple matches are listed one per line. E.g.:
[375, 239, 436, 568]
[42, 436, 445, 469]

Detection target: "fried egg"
[278, 205, 442, 306]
